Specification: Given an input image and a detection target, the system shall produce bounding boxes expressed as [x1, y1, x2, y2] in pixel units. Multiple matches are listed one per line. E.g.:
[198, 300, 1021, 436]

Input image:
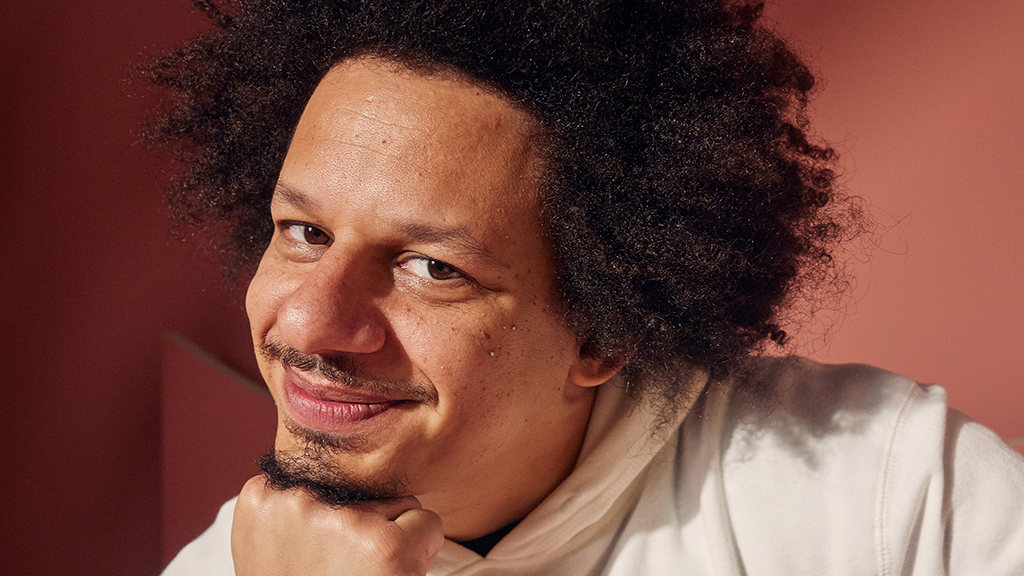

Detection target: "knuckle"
[367, 522, 412, 565]
[235, 477, 268, 511]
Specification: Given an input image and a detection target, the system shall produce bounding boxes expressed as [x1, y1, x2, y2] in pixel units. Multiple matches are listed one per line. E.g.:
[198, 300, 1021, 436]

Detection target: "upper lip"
[284, 366, 404, 404]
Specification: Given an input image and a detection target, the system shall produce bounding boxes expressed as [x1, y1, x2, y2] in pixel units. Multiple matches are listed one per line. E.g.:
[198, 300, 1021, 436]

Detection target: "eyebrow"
[273, 181, 502, 265]
[396, 222, 499, 264]
[273, 181, 323, 213]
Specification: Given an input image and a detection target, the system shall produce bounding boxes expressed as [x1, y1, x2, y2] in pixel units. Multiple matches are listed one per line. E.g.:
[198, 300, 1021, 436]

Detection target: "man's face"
[245, 58, 614, 539]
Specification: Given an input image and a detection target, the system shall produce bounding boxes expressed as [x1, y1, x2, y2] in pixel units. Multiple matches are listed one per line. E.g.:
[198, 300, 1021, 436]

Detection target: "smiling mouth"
[283, 374, 408, 432]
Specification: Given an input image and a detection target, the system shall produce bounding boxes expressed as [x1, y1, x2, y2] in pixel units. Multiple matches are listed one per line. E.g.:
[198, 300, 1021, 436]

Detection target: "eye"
[401, 256, 463, 281]
[284, 223, 331, 246]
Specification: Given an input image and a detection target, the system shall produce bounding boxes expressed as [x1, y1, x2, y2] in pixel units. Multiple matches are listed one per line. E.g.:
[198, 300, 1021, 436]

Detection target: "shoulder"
[698, 357, 1024, 575]
[708, 358, 948, 486]
[161, 497, 237, 576]
[720, 358, 944, 458]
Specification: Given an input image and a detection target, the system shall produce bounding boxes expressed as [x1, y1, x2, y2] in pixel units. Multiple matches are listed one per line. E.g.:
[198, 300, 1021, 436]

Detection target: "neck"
[421, 386, 597, 541]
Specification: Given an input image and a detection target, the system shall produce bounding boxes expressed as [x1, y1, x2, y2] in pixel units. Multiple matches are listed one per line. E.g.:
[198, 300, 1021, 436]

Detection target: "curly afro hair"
[147, 0, 858, 412]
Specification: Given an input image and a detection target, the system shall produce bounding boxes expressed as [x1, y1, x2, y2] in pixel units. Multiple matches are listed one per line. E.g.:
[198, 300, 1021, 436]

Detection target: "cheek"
[485, 314, 578, 381]
[430, 318, 583, 464]
[397, 305, 577, 406]
[388, 306, 492, 377]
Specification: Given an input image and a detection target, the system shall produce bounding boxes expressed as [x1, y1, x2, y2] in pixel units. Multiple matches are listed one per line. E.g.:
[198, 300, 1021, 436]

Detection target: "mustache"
[259, 339, 438, 405]
[260, 339, 356, 381]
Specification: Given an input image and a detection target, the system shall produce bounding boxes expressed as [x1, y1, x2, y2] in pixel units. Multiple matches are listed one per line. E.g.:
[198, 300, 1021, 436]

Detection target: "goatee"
[258, 449, 407, 507]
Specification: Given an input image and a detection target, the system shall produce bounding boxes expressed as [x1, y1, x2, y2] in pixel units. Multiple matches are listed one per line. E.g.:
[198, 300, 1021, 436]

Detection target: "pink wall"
[0, 3, 258, 574]
[1, 1, 1020, 574]
[160, 334, 276, 566]
[767, 0, 1024, 445]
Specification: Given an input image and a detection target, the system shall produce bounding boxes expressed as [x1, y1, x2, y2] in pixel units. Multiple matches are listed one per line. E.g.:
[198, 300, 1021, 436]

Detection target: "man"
[153, 0, 1024, 574]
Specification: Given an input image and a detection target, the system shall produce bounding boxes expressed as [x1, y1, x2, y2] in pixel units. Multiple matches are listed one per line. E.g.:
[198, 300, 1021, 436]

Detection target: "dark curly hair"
[146, 0, 858, 412]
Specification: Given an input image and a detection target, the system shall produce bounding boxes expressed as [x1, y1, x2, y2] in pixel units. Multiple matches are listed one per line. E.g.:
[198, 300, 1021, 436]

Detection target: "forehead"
[283, 58, 542, 218]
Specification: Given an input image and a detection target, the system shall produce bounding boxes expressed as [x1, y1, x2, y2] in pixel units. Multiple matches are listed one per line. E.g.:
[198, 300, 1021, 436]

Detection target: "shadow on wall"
[161, 333, 276, 568]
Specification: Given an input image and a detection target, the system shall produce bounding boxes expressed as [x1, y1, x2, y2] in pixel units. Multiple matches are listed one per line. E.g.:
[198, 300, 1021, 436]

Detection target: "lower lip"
[283, 380, 398, 432]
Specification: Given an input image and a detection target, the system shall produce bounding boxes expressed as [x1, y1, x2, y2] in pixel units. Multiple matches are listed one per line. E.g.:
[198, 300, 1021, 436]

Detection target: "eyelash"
[279, 221, 472, 285]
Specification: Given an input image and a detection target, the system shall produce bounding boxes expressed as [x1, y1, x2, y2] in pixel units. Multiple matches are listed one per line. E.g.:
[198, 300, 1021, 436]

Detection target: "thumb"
[393, 506, 445, 566]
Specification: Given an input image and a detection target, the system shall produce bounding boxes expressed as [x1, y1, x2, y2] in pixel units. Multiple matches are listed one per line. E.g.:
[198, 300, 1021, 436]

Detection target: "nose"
[275, 242, 387, 356]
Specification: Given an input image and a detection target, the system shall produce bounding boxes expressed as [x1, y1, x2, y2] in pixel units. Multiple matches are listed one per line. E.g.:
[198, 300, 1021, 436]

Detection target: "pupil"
[305, 227, 324, 242]
[429, 260, 453, 279]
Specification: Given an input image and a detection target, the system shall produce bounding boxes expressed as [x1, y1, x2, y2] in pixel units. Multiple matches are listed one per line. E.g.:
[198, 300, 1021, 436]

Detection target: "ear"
[568, 342, 625, 388]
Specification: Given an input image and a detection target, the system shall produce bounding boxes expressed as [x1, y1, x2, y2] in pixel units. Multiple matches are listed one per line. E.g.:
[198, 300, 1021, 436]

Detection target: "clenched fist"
[231, 476, 445, 576]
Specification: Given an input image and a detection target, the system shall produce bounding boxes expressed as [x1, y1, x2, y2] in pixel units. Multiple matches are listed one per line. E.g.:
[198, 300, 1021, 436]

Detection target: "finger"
[234, 475, 274, 525]
[375, 495, 425, 521]
[239, 475, 271, 500]
[393, 507, 445, 565]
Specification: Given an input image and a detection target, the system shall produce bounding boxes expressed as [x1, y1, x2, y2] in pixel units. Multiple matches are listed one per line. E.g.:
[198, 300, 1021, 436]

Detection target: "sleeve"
[883, 384, 1024, 575]
[161, 497, 237, 576]
[943, 412, 1024, 574]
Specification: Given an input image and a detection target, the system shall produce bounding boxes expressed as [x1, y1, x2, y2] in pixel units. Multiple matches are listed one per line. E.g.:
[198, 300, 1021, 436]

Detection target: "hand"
[231, 476, 445, 576]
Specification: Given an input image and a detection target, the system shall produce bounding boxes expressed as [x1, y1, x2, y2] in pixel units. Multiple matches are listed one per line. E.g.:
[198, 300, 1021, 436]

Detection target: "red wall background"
[1, 1, 1021, 574]
[0, 3, 258, 575]
[768, 0, 1024, 444]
